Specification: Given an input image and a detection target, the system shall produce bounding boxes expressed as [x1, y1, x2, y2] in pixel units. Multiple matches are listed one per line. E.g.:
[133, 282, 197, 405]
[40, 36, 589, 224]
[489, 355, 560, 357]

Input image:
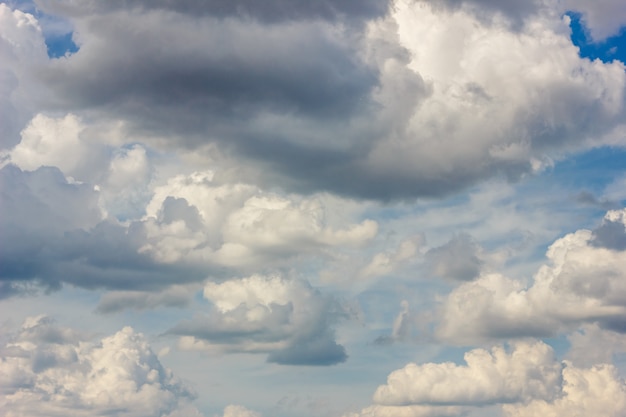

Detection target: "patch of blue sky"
[45, 31, 79, 58]
[542, 146, 626, 206]
[567, 11, 626, 63]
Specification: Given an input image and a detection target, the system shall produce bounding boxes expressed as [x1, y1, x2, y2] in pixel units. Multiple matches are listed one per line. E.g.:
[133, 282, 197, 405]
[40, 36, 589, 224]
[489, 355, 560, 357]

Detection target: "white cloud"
[347, 338, 626, 417]
[221, 404, 262, 417]
[144, 171, 257, 239]
[218, 195, 377, 261]
[437, 209, 626, 343]
[170, 274, 349, 365]
[342, 404, 462, 417]
[0, 316, 195, 417]
[503, 362, 626, 417]
[354, 0, 626, 198]
[3, 113, 97, 180]
[140, 171, 377, 268]
[359, 236, 422, 280]
[373, 340, 562, 406]
[0, 4, 49, 148]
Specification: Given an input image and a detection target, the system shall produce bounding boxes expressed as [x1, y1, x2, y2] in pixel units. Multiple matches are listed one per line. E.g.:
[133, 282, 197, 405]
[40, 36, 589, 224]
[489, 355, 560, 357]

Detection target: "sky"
[1, 0, 626, 416]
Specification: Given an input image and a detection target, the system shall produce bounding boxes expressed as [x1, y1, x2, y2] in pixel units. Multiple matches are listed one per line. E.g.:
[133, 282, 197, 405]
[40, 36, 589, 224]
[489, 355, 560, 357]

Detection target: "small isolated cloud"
[168, 274, 349, 365]
[374, 300, 412, 345]
[437, 208, 626, 344]
[0, 315, 196, 417]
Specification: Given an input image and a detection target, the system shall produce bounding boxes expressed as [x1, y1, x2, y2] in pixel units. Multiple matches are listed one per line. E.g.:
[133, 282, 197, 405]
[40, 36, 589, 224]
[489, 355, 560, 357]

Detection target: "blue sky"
[2, 1, 626, 417]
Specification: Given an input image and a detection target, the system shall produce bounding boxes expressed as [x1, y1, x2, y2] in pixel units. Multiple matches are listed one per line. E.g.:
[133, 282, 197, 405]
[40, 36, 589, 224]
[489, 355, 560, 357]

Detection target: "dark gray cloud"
[267, 334, 347, 366]
[0, 219, 208, 293]
[39, 8, 377, 122]
[95, 286, 195, 313]
[37, 0, 389, 23]
[0, 165, 208, 296]
[431, 0, 543, 21]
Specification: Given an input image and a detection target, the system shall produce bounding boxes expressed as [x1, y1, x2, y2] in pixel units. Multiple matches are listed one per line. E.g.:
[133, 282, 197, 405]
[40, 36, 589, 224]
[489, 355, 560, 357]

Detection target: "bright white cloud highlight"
[347, 338, 626, 417]
[140, 171, 377, 268]
[0, 316, 195, 417]
[373, 341, 562, 406]
[503, 362, 626, 417]
[221, 404, 262, 417]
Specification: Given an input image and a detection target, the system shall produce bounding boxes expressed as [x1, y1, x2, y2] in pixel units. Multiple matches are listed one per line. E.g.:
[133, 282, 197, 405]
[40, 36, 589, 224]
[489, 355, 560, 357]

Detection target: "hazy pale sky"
[2, 1, 626, 416]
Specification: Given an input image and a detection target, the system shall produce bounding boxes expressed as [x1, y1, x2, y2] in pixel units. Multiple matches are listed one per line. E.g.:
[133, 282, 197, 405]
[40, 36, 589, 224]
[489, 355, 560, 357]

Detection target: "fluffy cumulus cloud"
[0, 315, 196, 417]
[503, 362, 626, 417]
[346, 339, 626, 417]
[373, 340, 562, 406]
[138, 170, 377, 271]
[437, 208, 626, 343]
[169, 274, 349, 365]
[360, 0, 625, 197]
